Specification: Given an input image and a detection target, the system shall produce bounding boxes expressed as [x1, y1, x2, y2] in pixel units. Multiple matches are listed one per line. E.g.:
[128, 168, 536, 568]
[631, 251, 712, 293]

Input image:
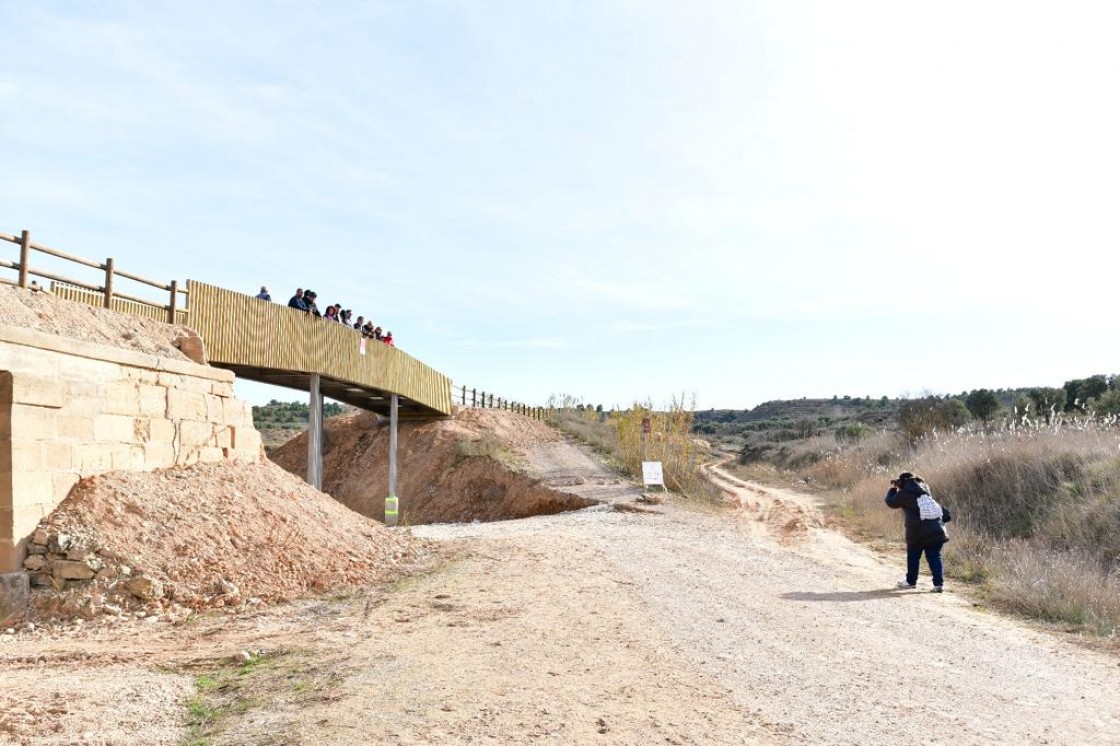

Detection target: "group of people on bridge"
[255, 286, 395, 347]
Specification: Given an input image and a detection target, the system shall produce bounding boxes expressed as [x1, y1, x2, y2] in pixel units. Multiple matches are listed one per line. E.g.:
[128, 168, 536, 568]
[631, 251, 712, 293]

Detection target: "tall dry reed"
[758, 419, 1120, 636]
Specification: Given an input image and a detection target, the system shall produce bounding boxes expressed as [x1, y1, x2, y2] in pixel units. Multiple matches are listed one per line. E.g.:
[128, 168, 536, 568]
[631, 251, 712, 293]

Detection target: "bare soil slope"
[270, 407, 596, 523]
[27, 461, 432, 621]
[0, 283, 194, 358]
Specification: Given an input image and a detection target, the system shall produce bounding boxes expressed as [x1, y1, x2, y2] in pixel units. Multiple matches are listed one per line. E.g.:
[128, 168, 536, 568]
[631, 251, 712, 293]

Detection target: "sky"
[2, 1, 1118, 411]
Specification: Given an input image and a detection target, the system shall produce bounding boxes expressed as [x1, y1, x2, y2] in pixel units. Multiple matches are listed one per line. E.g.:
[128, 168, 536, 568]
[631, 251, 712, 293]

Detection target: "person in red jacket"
[383, 331, 394, 347]
[885, 472, 952, 592]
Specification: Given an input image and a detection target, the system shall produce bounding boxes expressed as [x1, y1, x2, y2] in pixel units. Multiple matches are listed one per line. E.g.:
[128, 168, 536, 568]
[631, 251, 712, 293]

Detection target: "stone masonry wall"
[0, 325, 262, 573]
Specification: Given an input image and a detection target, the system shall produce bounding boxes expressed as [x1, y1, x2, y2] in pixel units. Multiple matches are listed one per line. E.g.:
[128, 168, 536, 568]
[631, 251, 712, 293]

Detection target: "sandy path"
[404, 448, 1120, 745]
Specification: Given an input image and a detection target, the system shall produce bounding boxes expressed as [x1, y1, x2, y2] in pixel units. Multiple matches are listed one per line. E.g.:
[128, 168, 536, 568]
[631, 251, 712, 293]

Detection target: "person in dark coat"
[885, 472, 951, 592]
[287, 288, 308, 311]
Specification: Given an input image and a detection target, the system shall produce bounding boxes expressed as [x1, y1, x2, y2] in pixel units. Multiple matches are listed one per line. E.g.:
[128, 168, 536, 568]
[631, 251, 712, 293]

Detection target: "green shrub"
[834, 422, 870, 443]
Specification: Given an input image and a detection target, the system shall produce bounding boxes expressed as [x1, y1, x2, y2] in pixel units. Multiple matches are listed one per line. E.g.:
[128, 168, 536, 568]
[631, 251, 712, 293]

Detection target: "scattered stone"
[214, 578, 239, 597]
[65, 540, 96, 561]
[22, 556, 47, 573]
[31, 529, 49, 546]
[51, 560, 95, 581]
[48, 533, 72, 553]
[125, 575, 162, 601]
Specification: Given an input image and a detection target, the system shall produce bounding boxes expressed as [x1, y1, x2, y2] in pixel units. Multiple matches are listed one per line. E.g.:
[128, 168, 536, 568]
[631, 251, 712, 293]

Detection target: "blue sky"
[3, 2, 1118, 410]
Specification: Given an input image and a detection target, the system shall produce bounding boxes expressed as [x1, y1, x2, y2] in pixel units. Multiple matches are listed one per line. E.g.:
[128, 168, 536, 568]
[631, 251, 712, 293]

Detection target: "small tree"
[897, 396, 971, 443]
[1026, 387, 1064, 422]
[1064, 375, 1112, 412]
[965, 389, 1000, 423]
[1092, 388, 1120, 417]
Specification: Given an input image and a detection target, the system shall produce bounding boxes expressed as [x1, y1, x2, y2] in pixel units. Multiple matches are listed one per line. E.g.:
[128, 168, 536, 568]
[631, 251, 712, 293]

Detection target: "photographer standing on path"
[885, 472, 951, 592]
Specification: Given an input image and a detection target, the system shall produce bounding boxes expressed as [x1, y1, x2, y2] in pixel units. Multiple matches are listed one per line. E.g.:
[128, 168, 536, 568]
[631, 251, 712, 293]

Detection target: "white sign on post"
[642, 461, 664, 488]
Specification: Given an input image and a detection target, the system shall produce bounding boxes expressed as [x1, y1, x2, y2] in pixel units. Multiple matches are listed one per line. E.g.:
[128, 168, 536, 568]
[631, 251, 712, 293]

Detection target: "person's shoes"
[931, 586, 944, 593]
[896, 581, 916, 589]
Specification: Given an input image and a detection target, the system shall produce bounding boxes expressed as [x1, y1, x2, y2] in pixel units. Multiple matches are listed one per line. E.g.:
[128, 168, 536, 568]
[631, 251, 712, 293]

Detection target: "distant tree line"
[252, 399, 345, 428]
[694, 373, 1120, 448]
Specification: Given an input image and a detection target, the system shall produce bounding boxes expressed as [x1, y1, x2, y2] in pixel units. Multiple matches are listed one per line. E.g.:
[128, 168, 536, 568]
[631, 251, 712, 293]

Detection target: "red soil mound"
[270, 408, 595, 524]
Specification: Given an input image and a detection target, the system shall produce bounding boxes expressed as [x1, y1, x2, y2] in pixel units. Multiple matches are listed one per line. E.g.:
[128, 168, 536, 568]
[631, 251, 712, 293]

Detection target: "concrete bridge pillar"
[308, 373, 323, 491]
[387, 393, 399, 526]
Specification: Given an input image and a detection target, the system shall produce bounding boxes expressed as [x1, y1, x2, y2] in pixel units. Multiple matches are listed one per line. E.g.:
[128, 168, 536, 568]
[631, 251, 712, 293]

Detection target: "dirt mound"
[25, 461, 431, 621]
[270, 408, 595, 524]
[0, 283, 194, 359]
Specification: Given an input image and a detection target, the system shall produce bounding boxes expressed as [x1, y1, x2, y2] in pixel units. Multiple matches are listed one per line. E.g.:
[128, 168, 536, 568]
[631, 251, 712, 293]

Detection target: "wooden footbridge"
[1, 230, 464, 508]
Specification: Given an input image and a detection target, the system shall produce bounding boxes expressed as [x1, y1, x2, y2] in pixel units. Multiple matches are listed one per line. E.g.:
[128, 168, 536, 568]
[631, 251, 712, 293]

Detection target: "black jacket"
[885, 479, 949, 548]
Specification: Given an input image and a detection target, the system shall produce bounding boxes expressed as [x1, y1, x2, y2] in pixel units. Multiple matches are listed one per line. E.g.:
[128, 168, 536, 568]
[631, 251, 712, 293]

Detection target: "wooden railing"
[451, 384, 550, 421]
[188, 281, 453, 416]
[0, 230, 186, 323]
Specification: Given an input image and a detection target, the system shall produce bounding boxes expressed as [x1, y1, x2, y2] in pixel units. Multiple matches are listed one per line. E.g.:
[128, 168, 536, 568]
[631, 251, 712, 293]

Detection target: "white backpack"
[917, 492, 943, 521]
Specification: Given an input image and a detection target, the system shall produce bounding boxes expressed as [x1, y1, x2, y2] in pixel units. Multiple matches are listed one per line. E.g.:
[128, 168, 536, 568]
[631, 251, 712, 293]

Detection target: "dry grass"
[547, 397, 721, 501]
[752, 420, 1120, 637]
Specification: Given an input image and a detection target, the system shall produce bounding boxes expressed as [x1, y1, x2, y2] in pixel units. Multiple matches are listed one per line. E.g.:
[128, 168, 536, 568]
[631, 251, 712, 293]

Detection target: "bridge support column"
[386, 393, 399, 527]
[308, 373, 323, 490]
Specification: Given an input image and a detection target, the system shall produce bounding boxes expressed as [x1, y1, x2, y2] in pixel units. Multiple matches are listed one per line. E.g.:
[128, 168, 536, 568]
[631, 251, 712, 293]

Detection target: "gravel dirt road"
[4, 439, 1120, 744]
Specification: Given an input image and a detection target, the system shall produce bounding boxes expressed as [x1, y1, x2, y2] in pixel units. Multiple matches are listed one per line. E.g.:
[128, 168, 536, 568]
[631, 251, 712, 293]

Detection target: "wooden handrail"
[22, 238, 103, 270]
[2, 228, 186, 321]
[451, 383, 548, 420]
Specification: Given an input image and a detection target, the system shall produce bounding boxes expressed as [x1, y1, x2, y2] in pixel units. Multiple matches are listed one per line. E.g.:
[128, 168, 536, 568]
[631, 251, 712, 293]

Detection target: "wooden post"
[104, 258, 115, 308]
[472, 388, 477, 407]
[168, 280, 178, 323]
[307, 374, 323, 490]
[17, 231, 30, 288]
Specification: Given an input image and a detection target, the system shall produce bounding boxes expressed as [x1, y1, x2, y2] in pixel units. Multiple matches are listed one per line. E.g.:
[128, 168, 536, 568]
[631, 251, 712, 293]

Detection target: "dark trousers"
[906, 544, 944, 587]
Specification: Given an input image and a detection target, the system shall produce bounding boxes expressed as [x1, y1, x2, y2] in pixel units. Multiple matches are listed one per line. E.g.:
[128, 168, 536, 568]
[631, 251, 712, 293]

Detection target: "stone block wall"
[0, 325, 262, 573]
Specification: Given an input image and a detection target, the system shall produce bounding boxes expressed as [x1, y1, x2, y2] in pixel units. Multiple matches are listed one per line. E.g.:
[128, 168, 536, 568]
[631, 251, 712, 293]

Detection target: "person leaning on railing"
[283, 288, 394, 344]
[304, 290, 321, 316]
[287, 288, 307, 311]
